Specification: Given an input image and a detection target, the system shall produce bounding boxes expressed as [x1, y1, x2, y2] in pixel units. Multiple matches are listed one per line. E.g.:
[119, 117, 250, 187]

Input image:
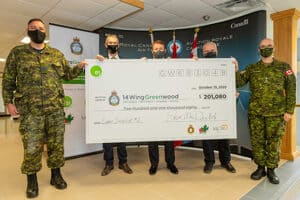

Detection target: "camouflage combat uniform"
[2, 44, 82, 174]
[236, 59, 296, 168]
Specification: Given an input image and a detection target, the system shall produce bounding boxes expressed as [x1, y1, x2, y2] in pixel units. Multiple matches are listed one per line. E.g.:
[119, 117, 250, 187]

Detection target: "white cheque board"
[86, 58, 236, 143]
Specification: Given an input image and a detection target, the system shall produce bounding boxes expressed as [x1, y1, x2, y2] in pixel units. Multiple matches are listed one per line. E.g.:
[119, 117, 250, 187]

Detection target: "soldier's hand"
[96, 54, 105, 61]
[6, 104, 19, 116]
[284, 113, 292, 122]
[78, 61, 87, 69]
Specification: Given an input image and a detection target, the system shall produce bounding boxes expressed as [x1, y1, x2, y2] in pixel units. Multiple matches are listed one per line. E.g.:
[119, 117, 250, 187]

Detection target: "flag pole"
[172, 30, 177, 58]
[190, 27, 200, 58]
[149, 27, 154, 44]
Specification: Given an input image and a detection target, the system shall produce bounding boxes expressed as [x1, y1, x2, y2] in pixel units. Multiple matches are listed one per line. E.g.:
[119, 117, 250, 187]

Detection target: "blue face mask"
[153, 50, 165, 59]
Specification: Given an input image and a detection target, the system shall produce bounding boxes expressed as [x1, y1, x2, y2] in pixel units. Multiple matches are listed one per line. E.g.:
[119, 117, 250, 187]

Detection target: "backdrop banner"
[96, 10, 266, 152]
[49, 24, 102, 157]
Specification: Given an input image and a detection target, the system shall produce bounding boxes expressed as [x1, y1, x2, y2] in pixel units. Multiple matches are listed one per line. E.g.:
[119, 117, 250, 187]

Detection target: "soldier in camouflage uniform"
[2, 18, 86, 198]
[236, 38, 296, 184]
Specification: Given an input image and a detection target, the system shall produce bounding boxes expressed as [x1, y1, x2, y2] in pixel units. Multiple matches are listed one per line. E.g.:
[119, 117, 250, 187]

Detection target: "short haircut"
[259, 38, 274, 47]
[27, 18, 44, 25]
[105, 34, 119, 44]
[203, 41, 217, 49]
[152, 40, 165, 47]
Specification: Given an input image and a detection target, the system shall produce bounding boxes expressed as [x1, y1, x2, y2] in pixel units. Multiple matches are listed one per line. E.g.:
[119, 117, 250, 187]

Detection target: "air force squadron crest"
[109, 91, 120, 106]
[70, 37, 83, 55]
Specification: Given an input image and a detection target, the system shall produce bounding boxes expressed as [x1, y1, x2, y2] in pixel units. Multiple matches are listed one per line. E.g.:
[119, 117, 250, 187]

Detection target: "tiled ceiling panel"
[43, 9, 90, 28]
[157, 17, 197, 29]
[103, 17, 148, 29]
[78, 5, 140, 30]
[186, 6, 230, 24]
[114, 2, 142, 12]
[1, 0, 55, 17]
[19, 0, 61, 7]
[160, 0, 211, 17]
[0, 0, 299, 71]
[90, 0, 120, 6]
[145, 0, 171, 7]
[201, 0, 232, 6]
[54, 0, 111, 18]
[123, 8, 178, 26]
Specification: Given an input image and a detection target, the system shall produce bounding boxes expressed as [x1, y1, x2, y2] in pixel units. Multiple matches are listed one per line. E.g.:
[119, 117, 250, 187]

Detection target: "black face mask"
[27, 30, 46, 44]
[107, 45, 118, 54]
[152, 50, 166, 59]
[260, 48, 273, 58]
[204, 51, 217, 58]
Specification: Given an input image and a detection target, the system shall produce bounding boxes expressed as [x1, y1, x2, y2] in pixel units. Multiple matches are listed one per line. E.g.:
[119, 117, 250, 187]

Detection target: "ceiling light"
[203, 15, 210, 21]
[20, 37, 49, 44]
[215, 0, 265, 15]
[0, 58, 6, 62]
[21, 36, 30, 44]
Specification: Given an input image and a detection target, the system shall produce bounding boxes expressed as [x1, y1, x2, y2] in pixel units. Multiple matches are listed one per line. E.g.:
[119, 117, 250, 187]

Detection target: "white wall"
[265, 4, 275, 39]
[0, 76, 4, 113]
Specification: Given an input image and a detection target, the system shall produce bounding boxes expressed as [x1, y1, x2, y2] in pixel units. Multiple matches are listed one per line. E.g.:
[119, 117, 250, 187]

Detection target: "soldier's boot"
[26, 173, 38, 198]
[267, 168, 280, 184]
[50, 168, 67, 189]
[250, 165, 266, 180]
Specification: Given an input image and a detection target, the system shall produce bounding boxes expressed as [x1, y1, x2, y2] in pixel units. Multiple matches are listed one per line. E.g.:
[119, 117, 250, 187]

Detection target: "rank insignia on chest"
[40, 66, 48, 74]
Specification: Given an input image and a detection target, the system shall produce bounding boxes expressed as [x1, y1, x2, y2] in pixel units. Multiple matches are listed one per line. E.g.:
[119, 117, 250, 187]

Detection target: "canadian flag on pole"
[172, 30, 180, 147]
[190, 27, 200, 58]
[172, 30, 177, 58]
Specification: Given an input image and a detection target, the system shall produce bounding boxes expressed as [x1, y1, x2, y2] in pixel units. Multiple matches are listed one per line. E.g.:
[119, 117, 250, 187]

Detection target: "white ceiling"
[0, 0, 299, 71]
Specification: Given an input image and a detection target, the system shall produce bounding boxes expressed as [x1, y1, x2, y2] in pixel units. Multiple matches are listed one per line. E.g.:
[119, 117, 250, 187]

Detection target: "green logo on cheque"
[64, 96, 72, 107]
[90, 65, 102, 77]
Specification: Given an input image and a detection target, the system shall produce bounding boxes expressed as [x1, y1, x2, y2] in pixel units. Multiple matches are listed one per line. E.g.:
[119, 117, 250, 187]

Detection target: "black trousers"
[103, 143, 127, 166]
[148, 141, 175, 166]
[202, 139, 231, 165]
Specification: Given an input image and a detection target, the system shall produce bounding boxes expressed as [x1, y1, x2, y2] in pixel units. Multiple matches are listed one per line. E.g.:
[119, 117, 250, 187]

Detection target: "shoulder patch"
[284, 69, 293, 76]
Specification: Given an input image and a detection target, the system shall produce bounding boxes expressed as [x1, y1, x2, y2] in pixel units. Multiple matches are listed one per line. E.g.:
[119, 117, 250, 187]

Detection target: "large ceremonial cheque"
[85, 59, 237, 143]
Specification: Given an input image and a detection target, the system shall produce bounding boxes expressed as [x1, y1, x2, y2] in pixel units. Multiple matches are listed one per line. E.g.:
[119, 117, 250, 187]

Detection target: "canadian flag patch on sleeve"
[284, 69, 293, 76]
